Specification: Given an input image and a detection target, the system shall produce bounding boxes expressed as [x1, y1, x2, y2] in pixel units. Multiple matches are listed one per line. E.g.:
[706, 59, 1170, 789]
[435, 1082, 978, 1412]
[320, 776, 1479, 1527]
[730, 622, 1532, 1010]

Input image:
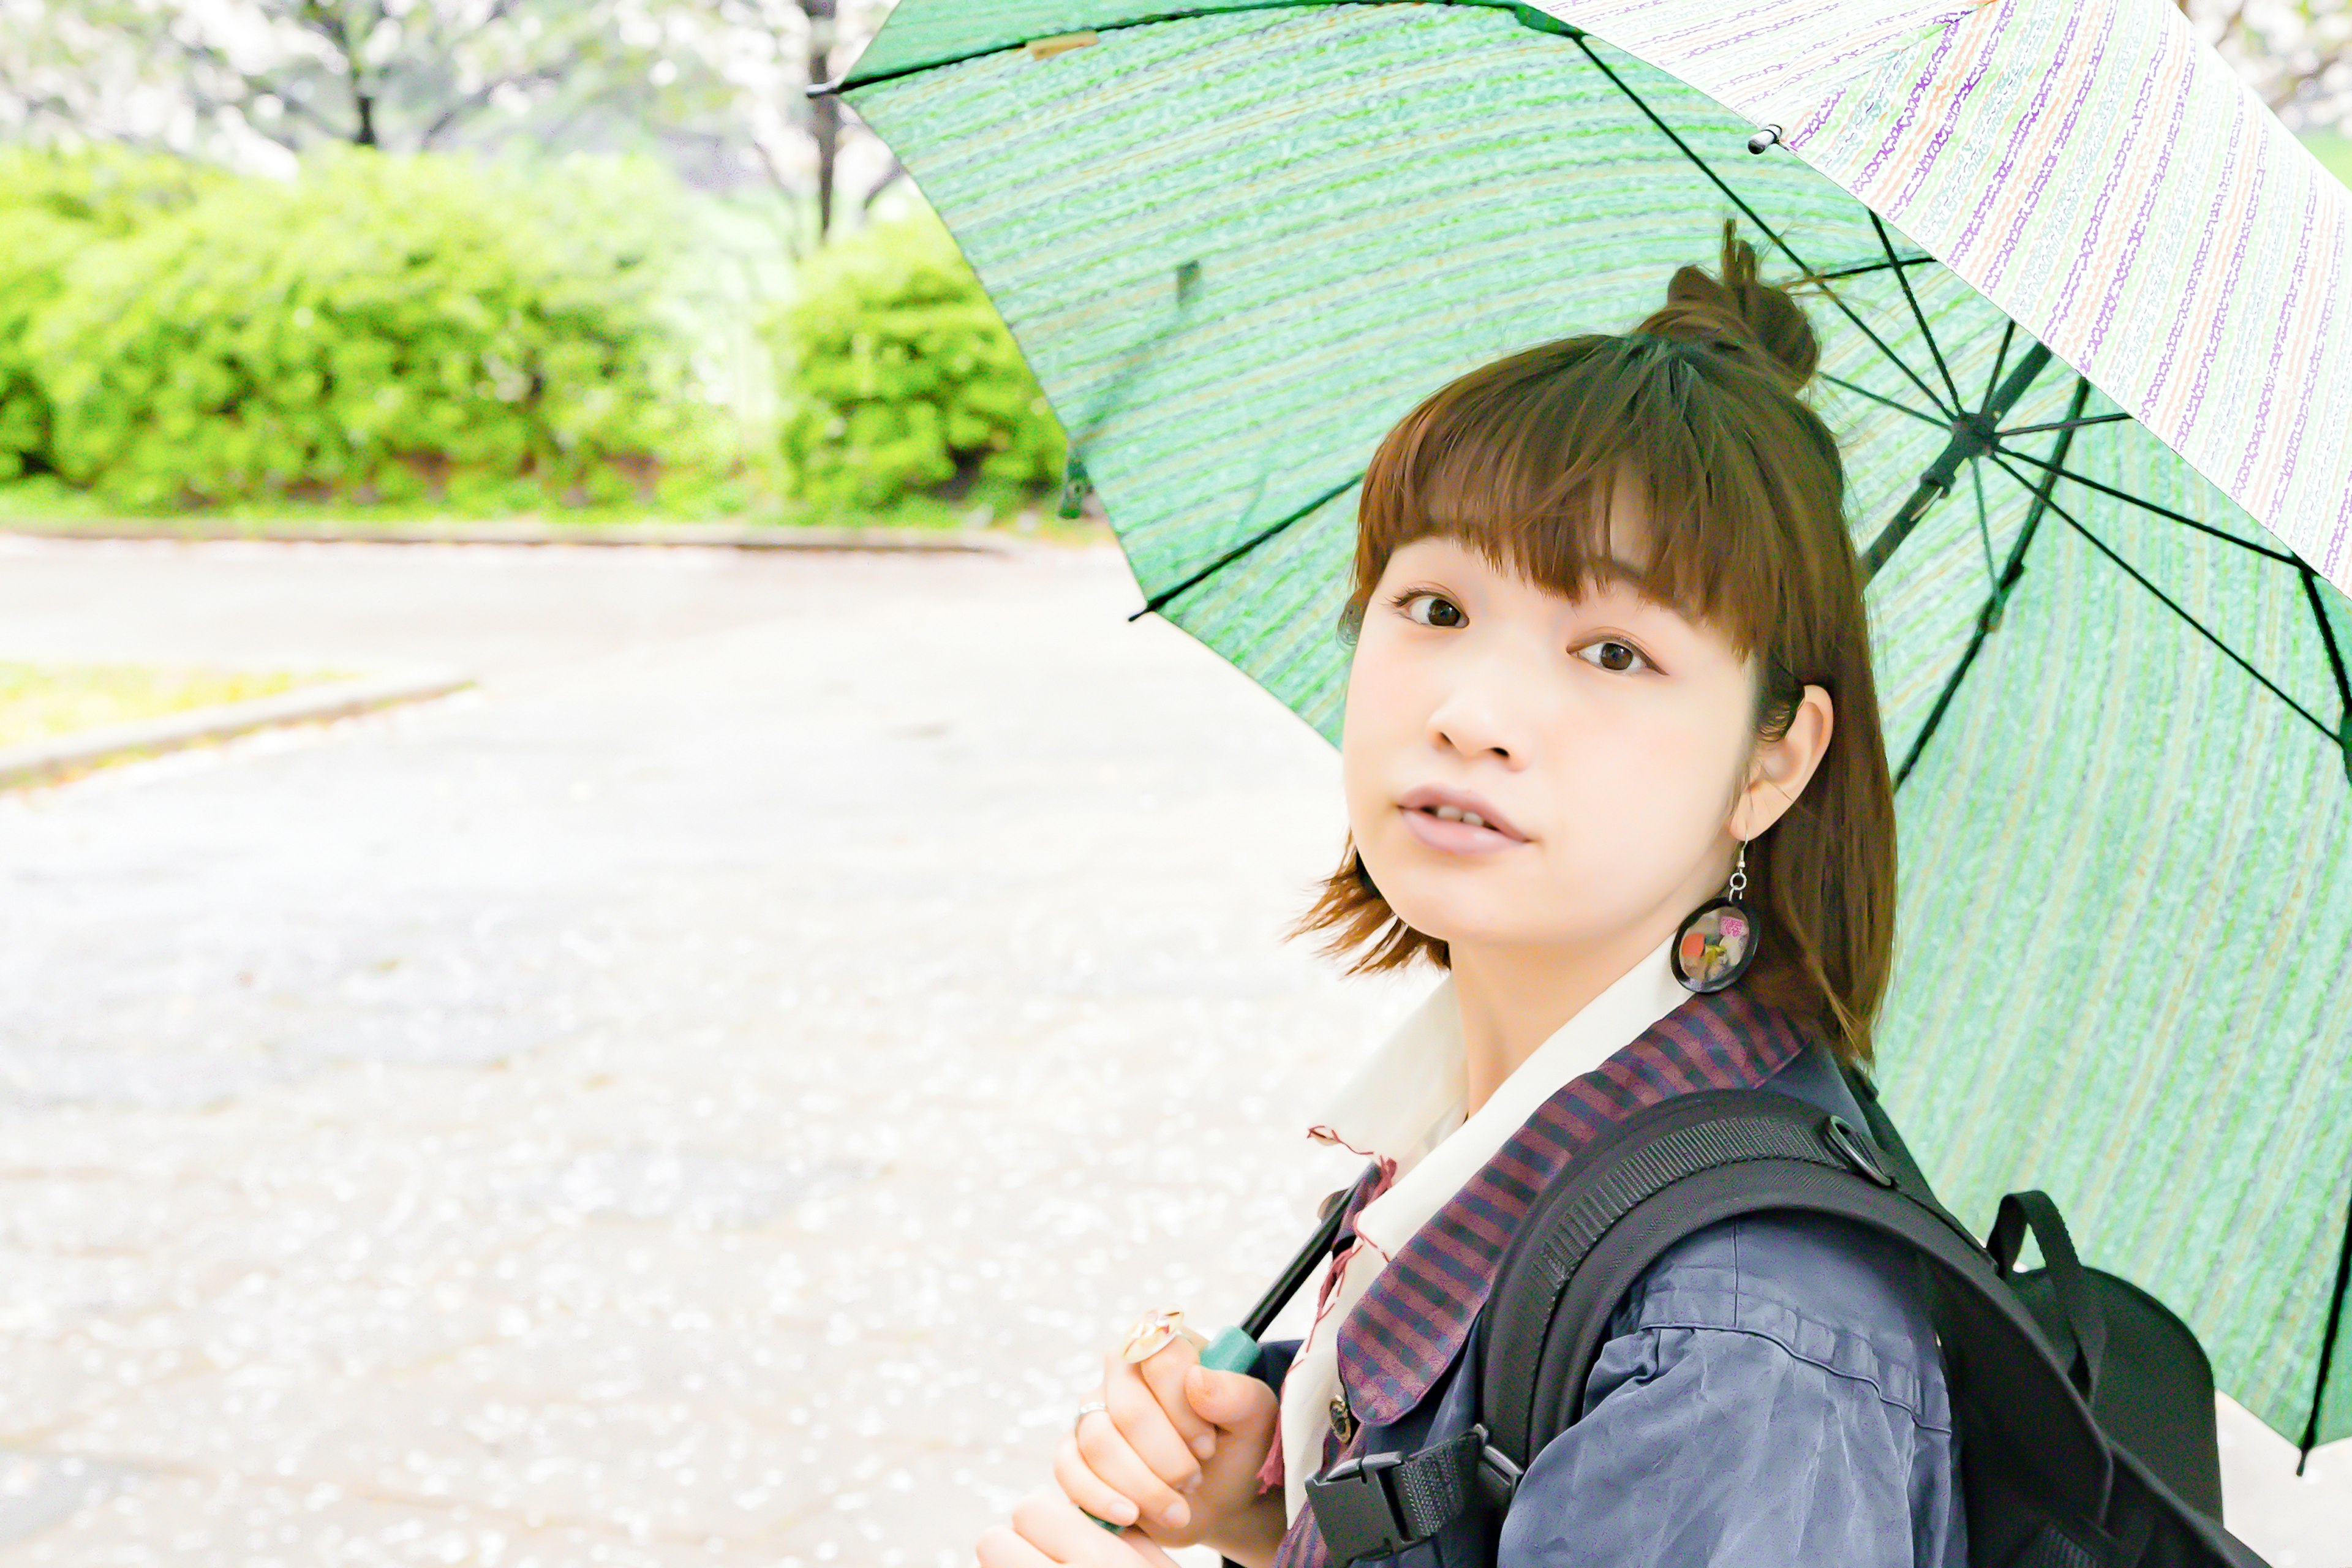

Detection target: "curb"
[0, 519, 1019, 554]
[0, 669, 474, 790]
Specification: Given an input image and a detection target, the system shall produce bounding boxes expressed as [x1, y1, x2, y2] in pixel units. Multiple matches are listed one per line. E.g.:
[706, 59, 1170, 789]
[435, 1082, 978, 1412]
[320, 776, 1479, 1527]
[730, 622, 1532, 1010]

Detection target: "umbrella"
[825, 0, 2352, 1462]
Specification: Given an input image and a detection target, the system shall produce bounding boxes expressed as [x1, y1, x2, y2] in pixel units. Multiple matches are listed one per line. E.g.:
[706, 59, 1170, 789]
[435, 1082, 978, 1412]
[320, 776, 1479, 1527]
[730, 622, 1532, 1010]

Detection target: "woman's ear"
[1730, 684, 1834, 839]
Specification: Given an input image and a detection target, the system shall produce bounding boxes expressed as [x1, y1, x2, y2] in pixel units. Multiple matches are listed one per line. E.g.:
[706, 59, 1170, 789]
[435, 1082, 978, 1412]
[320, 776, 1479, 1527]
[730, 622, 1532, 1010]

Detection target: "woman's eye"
[1399, 592, 1466, 628]
[1577, 639, 1651, 674]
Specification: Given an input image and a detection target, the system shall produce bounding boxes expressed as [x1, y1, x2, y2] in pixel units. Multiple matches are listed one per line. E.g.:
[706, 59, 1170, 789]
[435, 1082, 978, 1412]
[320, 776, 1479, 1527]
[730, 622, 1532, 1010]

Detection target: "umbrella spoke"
[1869, 211, 1964, 415]
[1893, 591, 2003, 790]
[1893, 417, 2071, 788]
[2299, 562, 2352, 753]
[2300, 1215, 2352, 1467]
[1985, 453, 2338, 743]
[1128, 472, 1362, 621]
[1564, 33, 1954, 421]
[828, 0, 1547, 92]
[1980, 320, 2015, 415]
[1971, 460, 1997, 595]
[1999, 411, 2135, 439]
[1821, 373, 1945, 430]
[1992, 447, 2301, 564]
[1807, 252, 1938, 284]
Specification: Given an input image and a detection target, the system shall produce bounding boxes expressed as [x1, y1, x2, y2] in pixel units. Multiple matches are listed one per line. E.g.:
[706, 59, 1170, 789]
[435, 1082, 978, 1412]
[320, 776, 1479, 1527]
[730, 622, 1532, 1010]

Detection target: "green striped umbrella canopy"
[834, 0, 2352, 1455]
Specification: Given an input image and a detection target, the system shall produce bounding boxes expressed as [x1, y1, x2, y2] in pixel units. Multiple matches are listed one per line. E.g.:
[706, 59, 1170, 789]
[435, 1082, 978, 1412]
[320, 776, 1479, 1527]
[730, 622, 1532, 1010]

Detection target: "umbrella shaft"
[1863, 343, 2053, 581]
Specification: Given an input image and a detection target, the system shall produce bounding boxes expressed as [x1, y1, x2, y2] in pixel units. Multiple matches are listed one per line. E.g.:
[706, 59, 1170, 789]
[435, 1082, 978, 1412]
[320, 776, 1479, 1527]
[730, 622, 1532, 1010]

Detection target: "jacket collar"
[1332, 982, 1814, 1427]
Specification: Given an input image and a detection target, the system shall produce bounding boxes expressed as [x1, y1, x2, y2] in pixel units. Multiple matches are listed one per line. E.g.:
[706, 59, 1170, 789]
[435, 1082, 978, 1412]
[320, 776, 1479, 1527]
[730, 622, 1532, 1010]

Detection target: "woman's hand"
[976, 1491, 1183, 1567]
[1050, 1338, 1288, 1562]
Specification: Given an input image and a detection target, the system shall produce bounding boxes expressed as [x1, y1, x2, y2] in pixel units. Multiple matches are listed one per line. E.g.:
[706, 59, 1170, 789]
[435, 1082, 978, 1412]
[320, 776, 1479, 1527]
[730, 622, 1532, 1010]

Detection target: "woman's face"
[1341, 501, 1776, 962]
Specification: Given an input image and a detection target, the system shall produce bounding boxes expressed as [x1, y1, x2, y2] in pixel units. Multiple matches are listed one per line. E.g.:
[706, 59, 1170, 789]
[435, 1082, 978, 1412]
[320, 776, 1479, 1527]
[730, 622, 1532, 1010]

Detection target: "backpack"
[1299, 1061, 2273, 1567]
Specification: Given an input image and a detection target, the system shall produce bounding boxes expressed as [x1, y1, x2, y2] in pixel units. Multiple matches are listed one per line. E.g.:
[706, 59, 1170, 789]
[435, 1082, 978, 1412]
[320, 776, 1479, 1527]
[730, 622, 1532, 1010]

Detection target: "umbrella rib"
[2300, 1207, 2352, 1467]
[1893, 417, 2071, 788]
[1820, 373, 1946, 430]
[1564, 33, 1954, 420]
[832, 0, 1428, 90]
[831, 0, 1572, 92]
[1970, 459, 1997, 594]
[1128, 472, 1362, 621]
[1999, 411, 2135, 439]
[1980, 319, 2015, 415]
[1985, 453, 2337, 742]
[2299, 561, 2352, 744]
[1892, 592, 2002, 791]
[1808, 252, 1938, 284]
[1869, 211, 1964, 414]
[1992, 447, 2301, 564]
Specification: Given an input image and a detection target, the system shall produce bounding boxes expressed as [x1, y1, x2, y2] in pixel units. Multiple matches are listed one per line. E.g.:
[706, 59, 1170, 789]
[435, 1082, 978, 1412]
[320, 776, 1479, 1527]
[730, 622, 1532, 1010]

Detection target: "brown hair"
[1288, 221, 1896, 1066]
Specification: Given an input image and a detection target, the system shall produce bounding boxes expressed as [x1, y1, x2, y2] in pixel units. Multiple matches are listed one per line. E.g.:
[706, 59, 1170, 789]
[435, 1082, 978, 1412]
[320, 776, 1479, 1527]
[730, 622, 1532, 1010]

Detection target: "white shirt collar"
[1309, 930, 1689, 1253]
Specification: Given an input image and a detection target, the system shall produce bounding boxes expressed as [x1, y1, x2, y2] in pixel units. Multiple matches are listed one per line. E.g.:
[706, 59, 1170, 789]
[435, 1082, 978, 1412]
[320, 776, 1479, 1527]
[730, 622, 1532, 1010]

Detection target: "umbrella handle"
[1199, 1324, 1260, 1374]
[1080, 1177, 1362, 1532]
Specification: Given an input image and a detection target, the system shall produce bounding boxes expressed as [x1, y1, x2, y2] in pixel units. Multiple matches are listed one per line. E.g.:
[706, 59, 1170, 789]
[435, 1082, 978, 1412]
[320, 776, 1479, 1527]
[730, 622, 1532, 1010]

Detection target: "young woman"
[976, 226, 1962, 1567]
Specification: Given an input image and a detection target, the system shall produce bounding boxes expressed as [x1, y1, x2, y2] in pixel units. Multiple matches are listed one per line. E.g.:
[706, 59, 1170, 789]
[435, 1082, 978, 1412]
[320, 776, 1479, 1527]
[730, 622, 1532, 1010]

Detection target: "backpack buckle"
[1306, 1429, 1515, 1561]
[1474, 1436, 1523, 1507]
[1304, 1450, 1415, 1564]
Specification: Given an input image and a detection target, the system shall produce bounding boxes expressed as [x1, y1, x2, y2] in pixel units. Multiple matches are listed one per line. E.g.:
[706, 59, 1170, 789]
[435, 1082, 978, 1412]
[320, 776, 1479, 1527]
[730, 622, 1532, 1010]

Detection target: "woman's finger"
[1072, 1400, 1193, 1532]
[1050, 1431, 1140, 1529]
[1101, 1350, 1205, 1491]
[1010, 1490, 1164, 1565]
[1131, 1342, 1218, 1462]
[976, 1522, 1058, 1568]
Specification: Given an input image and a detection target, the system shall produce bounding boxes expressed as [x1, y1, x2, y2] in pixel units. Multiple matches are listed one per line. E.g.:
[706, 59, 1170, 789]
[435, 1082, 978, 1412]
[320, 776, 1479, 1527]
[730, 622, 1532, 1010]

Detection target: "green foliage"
[2304, 132, 2352, 190]
[14, 148, 726, 508]
[0, 148, 224, 481]
[774, 211, 1064, 510]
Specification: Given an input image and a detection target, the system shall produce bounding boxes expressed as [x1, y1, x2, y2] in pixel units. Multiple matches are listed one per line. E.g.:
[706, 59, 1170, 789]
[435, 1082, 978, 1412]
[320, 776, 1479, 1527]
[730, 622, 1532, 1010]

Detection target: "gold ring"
[1121, 1307, 1207, 1364]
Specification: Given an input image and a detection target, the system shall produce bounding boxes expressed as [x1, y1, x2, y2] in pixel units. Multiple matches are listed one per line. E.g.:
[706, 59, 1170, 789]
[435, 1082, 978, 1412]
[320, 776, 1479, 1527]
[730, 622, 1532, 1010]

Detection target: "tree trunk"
[807, 0, 839, 243]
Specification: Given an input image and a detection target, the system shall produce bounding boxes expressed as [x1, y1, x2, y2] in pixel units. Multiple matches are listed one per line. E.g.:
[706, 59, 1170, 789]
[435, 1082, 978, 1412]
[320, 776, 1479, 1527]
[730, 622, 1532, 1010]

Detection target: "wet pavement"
[0, 536, 2342, 1567]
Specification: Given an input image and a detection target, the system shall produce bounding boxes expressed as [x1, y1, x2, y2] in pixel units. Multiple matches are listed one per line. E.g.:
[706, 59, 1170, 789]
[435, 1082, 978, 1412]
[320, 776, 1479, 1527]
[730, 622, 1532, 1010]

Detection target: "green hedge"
[774, 211, 1064, 510]
[10, 148, 723, 508]
[0, 149, 225, 481]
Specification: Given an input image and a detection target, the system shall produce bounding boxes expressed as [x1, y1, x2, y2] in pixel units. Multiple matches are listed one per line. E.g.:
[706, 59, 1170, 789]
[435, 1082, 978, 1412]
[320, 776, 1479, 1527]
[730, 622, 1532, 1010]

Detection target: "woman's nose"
[1426, 682, 1525, 763]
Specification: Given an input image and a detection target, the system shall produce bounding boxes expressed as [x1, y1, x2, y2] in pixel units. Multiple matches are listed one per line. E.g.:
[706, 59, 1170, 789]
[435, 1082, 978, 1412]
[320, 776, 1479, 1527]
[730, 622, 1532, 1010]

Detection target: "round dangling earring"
[1672, 839, 1758, 995]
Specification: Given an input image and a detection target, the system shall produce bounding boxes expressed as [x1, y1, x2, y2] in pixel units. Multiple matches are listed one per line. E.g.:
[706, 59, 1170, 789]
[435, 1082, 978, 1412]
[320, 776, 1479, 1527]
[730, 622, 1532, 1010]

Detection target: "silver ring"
[1073, 1399, 1108, 1436]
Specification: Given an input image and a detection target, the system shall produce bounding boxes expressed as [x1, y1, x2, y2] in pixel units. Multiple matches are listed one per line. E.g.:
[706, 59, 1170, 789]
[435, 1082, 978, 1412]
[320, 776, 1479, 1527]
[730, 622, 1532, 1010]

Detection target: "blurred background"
[0, 1, 2348, 1565]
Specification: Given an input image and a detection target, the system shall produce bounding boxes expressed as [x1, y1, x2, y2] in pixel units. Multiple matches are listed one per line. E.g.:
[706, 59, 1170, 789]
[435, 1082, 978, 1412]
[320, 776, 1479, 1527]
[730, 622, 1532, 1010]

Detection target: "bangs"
[1349, 333, 1842, 659]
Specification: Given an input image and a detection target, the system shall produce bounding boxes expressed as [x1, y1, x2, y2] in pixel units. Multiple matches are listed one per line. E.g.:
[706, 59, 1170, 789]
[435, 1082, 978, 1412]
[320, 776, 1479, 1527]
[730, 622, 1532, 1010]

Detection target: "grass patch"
[0, 662, 338, 748]
[0, 472, 1116, 546]
[0, 472, 1101, 537]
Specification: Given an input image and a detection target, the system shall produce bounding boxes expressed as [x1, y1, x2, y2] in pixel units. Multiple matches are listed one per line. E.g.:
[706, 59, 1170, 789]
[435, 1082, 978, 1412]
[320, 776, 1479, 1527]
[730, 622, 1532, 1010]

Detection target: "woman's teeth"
[1430, 805, 1488, 828]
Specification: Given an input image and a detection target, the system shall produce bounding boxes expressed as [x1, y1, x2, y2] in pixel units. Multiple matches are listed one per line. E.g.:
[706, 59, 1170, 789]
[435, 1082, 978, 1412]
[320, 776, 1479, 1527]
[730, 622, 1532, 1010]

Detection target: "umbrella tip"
[1746, 125, 1783, 155]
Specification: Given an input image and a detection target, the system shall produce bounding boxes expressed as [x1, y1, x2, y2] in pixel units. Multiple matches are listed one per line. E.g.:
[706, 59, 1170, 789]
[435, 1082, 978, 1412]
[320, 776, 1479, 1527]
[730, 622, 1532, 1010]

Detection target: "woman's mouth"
[1382, 790, 1533, 851]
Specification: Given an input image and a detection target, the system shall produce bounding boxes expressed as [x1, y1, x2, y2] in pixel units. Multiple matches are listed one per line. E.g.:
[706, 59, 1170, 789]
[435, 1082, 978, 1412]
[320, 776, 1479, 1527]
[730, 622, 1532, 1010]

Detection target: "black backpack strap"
[1839, 1058, 1940, 1198]
[1989, 1189, 2109, 1401]
[1474, 1089, 2115, 1523]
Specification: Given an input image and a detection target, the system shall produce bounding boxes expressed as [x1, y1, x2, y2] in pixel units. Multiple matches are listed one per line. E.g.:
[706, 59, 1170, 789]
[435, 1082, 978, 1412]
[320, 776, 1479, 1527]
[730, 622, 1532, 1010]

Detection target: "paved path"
[0, 537, 2342, 1567]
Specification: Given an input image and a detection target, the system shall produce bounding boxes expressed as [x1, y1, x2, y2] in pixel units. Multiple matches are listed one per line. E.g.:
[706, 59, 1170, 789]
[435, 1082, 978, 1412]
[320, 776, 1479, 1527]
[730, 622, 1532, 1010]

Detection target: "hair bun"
[1637, 219, 1819, 392]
